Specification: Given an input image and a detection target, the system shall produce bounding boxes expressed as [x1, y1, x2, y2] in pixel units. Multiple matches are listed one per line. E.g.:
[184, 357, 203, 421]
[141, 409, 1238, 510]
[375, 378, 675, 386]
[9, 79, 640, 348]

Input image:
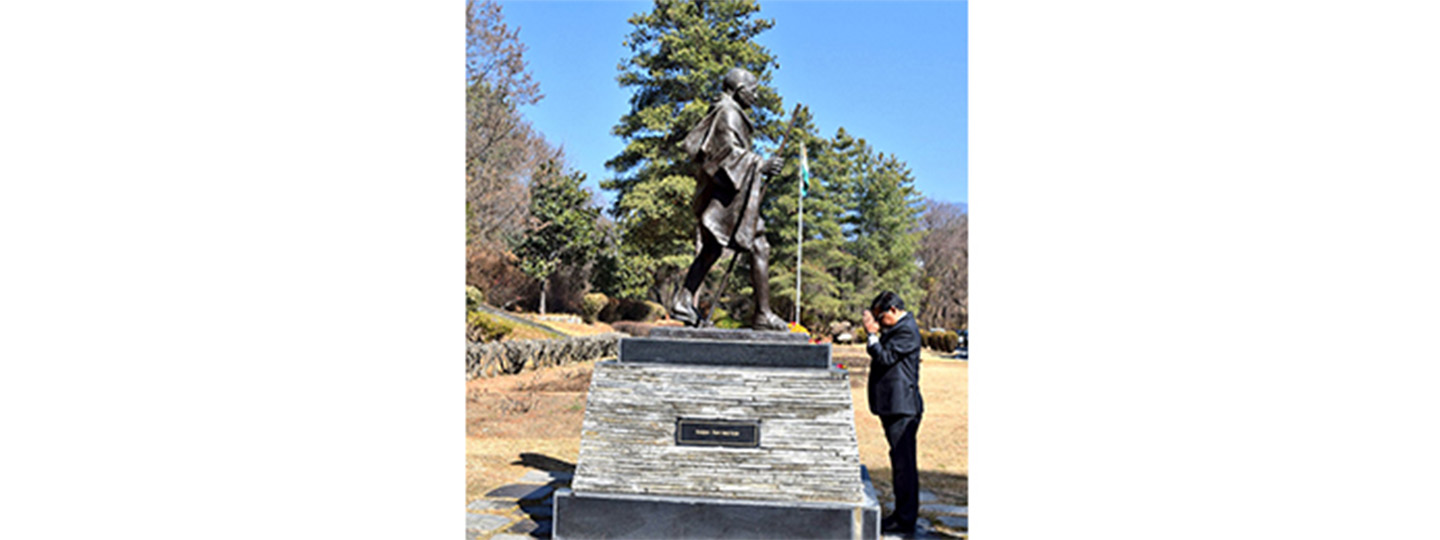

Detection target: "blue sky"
[497, 0, 967, 208]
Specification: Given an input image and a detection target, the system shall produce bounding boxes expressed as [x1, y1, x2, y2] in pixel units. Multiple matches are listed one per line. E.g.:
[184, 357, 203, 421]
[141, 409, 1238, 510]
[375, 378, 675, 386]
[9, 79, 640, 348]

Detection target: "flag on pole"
[794, 141, 808, 325]
[799, 142, 810, 198]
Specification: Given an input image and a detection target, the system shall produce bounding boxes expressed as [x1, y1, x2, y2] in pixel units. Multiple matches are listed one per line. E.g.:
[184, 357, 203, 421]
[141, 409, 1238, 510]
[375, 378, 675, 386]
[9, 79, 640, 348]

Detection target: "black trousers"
[881, 413, 922, 527]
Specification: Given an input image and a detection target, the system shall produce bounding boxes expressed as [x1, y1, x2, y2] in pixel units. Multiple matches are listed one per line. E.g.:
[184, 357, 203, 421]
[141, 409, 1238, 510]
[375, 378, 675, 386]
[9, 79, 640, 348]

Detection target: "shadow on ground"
[512, 452, 576, 473]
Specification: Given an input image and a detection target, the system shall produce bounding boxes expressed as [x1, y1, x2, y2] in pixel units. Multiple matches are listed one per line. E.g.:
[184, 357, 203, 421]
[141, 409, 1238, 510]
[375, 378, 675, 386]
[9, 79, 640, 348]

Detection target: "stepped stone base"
[554, 333, 878, 539]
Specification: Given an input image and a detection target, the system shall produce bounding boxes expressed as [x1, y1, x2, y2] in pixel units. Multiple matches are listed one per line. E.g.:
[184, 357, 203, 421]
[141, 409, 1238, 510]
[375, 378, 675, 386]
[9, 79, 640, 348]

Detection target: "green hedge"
[466, 285, 485, 311]
[918, 329, 960, 352]
[711, 308, 744, 329]
[465, 286, 513, 343]
[854, 327, 957, 351]
[581, 293, 608, 324]
[625, 300, 667, 322]
[597, 297, 667, 323]
[467, 310, 514, 343]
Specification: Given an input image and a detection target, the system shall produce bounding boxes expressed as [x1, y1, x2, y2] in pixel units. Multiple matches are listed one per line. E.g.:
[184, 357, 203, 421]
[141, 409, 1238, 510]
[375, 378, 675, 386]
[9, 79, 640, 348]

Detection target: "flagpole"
[794, 142, 806, 325]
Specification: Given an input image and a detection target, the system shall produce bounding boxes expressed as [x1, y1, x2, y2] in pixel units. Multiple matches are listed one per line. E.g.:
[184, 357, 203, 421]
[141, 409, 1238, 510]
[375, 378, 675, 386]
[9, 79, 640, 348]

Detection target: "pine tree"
[824, 128, 876, 316]
[602, 0, 783, 305]
[827, 130, 925, 316]
[512, 159, 602, 315]
[761, 106, 856, 329]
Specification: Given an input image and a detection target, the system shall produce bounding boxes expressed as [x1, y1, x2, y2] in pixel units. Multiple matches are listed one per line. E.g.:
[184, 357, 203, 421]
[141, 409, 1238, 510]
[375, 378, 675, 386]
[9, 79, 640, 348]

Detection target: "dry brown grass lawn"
[504, 324, 559, 341]
[837, 344, 968, 504]
[516, 315, 617, 337]
[465, 362, 591, 503]
[465, 344, 968, 508]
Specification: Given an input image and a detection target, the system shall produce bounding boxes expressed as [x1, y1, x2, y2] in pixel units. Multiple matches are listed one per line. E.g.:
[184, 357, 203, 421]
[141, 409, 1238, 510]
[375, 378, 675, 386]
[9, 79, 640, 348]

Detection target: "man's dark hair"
[870, 291, 905, 314]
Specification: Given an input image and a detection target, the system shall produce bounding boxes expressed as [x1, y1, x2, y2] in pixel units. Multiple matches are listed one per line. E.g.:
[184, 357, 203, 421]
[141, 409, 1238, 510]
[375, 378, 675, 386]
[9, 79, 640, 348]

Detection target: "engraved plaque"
[675, 418, 761, 448]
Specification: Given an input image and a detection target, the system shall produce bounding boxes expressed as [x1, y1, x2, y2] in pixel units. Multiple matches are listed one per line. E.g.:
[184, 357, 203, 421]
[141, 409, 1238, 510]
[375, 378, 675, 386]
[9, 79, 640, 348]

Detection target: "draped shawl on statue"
[679, 94, 768, 252]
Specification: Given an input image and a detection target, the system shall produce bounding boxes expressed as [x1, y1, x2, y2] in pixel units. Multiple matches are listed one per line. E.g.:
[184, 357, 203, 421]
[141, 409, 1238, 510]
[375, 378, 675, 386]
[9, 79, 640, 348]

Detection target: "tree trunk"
[539, 279, 548, 315]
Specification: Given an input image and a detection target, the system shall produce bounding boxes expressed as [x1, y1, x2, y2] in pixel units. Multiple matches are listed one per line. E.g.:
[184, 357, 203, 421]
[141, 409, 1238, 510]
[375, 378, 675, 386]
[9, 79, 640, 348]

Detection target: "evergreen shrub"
[467, 310, 514, 343]
[581, 293, 608, 324]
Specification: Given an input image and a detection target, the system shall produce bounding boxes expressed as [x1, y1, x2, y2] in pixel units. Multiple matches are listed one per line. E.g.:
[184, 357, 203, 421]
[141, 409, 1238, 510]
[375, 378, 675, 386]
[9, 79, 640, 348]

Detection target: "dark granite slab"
[618, 338, 831, 368]
[649, 327, 809, 343]
[553, 485, 879, 540]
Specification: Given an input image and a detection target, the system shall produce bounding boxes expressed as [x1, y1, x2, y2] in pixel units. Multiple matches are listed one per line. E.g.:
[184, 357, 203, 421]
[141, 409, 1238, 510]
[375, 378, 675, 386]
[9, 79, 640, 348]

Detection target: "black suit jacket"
[866, 312, 924, 416]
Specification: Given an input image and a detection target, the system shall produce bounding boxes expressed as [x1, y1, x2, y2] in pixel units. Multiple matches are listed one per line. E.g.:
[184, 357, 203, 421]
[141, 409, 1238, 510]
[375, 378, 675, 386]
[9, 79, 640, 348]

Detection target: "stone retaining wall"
[467, 333, 622, 380]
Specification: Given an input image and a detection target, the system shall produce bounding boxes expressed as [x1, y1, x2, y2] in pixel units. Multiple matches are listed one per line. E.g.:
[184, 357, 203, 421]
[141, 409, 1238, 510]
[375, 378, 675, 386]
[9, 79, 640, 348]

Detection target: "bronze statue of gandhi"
[673, 67, 787, 331]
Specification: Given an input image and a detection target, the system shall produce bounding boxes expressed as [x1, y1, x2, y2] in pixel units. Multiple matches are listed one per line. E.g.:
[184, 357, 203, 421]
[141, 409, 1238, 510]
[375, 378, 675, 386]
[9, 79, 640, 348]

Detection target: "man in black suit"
[863, 291, 924, 537]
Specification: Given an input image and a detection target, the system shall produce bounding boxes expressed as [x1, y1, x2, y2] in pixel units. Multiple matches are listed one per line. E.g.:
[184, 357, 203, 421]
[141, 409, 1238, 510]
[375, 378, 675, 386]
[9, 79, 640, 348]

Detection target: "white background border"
[3, 1, 1438, 538]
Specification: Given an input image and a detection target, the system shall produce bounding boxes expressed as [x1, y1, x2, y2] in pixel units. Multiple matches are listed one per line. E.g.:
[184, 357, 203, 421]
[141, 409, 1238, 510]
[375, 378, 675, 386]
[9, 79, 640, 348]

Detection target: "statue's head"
[721, 67, 759, 109]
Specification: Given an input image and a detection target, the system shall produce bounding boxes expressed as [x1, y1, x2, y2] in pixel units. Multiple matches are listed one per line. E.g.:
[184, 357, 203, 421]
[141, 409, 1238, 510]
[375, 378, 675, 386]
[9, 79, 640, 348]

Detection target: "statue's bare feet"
[752, 310, 787, 331]
[672, 291, 701, 327]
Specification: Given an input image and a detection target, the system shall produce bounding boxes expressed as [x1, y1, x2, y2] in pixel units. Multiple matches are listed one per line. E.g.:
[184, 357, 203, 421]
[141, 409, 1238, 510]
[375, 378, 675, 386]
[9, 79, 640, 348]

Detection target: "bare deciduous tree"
[917, 199, 968, 330]
[465, 0, 556, 308]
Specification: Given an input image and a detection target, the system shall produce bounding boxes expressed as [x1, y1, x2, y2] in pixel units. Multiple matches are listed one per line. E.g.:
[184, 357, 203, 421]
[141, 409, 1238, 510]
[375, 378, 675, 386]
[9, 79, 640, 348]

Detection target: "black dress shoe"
[881, 519, 916, 537]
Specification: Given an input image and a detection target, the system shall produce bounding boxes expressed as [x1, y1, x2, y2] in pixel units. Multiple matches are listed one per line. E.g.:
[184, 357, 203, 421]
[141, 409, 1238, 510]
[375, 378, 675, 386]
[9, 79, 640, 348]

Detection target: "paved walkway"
[466, 469, 569, 540]
[878, 488, 969, 539]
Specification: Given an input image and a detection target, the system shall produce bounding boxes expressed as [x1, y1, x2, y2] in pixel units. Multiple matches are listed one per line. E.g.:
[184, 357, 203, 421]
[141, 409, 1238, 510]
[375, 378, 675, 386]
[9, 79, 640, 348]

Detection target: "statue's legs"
[672, 233, 723, 326]
[749, 236, 788, 331]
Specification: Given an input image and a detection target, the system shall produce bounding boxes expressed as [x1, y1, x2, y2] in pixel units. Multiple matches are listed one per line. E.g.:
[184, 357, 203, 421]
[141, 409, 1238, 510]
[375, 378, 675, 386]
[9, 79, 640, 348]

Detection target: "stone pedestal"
[553, 328, 880, 539]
